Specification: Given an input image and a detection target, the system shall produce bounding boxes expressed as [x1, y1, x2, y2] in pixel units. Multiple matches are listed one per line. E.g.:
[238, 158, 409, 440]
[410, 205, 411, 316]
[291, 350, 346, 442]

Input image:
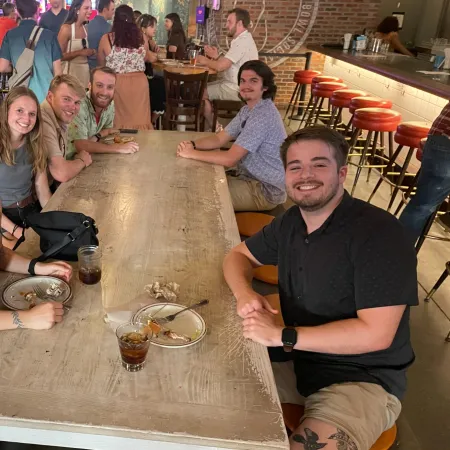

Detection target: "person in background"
[0, 206, 71, 331]
[375, 16, 414, 57]
[39, 0, 68, 34]
[98, 5, 153, 130]
[164, 12, 186, 60]
[0, 2, 17, 46]
[86, 0, 114, 71]
[223, 126, 418, 450]
[0, 0, 62, 104]
[133, 10, 141, 23]
[399, 103, 450, 242]
[177, 60, 286, 212]
[0, 87, 51, 249]
[196, 8, 258, 130]
[58, 0, 95, 89]
[68, 66, 139, 156]
[41, 74, 92, 186]
[137, 13, 165, 125]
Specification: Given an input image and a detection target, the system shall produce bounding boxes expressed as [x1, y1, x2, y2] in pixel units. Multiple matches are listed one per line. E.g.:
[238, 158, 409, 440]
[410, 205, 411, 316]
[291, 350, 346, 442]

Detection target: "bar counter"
[308, 45, 450, 99]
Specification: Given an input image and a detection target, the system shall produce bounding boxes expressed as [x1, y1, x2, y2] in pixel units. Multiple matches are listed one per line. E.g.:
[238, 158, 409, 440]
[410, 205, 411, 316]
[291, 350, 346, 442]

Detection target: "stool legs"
[366, 131, 380, 182]
[415, 210, 438, 253]
[312, 97, 325, 126]
[393, 169, 421, 216]
[284, 83, 300, 120]
[351, 130, 373, 196]
[299, 95, 313, 127]
[424, 261, 450, 302]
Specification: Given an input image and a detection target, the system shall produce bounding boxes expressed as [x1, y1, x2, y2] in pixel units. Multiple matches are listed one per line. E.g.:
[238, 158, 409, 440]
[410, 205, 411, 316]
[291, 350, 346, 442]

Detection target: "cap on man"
[39, 0, 68, 34]
[41, 74, 92, 186]
[68, 66, 139, 157]
[0, 2, 17, 46]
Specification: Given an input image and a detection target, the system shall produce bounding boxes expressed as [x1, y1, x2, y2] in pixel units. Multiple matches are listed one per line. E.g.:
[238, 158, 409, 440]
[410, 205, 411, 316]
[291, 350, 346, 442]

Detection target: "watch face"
[282, 327, 297, 346]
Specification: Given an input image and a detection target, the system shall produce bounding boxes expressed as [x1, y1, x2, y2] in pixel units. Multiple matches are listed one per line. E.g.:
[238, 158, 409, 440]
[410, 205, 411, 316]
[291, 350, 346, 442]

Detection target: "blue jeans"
[399, 135, 450, 242]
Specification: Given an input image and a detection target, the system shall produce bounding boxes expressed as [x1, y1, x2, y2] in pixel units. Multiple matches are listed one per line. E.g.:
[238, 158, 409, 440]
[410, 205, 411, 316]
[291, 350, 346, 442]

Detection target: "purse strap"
[27, 220, 93, 275]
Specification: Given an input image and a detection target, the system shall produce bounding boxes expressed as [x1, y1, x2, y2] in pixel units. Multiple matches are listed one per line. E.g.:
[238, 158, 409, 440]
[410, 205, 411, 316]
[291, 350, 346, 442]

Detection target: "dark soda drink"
[78, 267, 102, 285]
[117, 330, 150, 371]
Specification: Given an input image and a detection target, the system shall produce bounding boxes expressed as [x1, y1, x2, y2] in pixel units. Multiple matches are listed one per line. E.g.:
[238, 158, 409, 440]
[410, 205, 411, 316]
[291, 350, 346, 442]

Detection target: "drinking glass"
[189, 49, 198, 66]
[78, 245, 102, 285]
[116, 322, 152, 372]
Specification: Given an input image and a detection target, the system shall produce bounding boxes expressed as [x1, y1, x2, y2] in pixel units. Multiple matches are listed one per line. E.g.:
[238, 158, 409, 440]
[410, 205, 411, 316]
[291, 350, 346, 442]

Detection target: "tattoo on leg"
[293, 428, 328, 449]
[328, 429, 357, 450]
[11, 311, 24, 329]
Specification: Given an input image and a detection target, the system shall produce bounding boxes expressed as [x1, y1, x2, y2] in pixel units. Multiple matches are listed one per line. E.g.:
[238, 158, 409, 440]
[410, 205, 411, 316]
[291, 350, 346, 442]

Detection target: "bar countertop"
[308, 45, 450, 99]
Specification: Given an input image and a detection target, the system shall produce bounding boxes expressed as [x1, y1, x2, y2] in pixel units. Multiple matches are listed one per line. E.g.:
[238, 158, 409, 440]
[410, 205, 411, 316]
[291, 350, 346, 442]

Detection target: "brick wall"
[208, 0, 382, 107]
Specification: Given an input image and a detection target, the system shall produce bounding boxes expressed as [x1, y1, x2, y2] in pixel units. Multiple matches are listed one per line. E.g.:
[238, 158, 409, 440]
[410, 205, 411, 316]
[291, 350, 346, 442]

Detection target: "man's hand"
[80, 48, 96, 57]
[21, 302, 64, 330]
[196, 55, 209, 66]
[34, 261, 73, 282]
[177, 141, 196, 159]
[100, 128, 119, 138]
[235, 290, 278, 318]
[204, 45, 219, 60]
[78, 150, 93, 167]
[242, 309, 283, 347]
[113, 142, 139, 154]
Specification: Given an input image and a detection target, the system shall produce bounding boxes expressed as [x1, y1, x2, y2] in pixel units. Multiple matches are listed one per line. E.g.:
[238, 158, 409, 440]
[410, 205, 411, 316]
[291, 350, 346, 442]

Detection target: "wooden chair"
[212, 99, 243, 131]
[0, 72, 11, 104]
[163, 70, 208, 132]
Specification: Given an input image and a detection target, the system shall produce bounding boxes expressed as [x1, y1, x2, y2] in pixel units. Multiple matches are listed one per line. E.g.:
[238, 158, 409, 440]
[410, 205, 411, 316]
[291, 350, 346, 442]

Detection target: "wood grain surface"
[153, 61, 217, 75]
[0, 131, 288, 449]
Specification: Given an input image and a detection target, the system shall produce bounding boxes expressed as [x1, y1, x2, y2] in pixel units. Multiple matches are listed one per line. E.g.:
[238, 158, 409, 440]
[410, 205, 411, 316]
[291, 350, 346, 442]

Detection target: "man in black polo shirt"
[223, 126, 418, 450]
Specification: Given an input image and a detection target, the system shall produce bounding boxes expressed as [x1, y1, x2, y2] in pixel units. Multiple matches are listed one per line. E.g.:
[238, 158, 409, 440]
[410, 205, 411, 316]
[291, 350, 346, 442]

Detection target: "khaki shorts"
[207, 80, 240, 101]
[227, 174, 278, 212]
[272, 361, 402, 450]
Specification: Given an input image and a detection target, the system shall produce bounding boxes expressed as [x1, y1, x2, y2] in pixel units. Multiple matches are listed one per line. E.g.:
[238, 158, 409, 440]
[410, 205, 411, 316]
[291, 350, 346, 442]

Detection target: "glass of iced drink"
[116, 323, 151, 372]
[78, 245, 102, 285]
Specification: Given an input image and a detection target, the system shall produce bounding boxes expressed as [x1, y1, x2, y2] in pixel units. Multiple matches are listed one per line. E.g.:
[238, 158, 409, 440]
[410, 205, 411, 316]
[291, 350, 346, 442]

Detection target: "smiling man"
[223, 126, 419, 450]
[177, 60, 286, 211]
[41, 74, 92, 186]
[68, 67, 139, 158]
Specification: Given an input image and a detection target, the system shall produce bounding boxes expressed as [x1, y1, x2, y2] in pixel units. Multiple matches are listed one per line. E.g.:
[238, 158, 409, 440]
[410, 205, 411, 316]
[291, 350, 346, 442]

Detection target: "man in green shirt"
[68, 67, 140, 159]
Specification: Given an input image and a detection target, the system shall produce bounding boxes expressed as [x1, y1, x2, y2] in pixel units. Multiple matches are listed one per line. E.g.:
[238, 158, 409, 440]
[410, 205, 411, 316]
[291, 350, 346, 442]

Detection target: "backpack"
[8, 26, 43, 89]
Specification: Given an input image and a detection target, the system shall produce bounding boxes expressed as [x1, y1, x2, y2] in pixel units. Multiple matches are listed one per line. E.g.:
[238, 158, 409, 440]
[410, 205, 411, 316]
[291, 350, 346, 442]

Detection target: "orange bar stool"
[393, 137, 426, 216]
[349, 108, 402, 196]
[329, 89, 368, 130]
[305, 81, 348, 127]
[281, 403, 398, 449]
[368, 122, 430, 211]
[285, 70, 321, 126]
[299, 75, 343, 126]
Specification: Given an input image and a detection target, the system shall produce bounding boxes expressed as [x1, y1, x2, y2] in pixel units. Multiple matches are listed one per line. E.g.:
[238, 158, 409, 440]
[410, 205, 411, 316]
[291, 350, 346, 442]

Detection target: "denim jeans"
[399, 135, 450, 242]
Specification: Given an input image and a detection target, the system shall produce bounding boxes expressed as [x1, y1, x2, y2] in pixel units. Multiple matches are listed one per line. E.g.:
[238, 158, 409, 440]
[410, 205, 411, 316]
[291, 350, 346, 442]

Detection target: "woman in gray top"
[0, 86, 52, 249]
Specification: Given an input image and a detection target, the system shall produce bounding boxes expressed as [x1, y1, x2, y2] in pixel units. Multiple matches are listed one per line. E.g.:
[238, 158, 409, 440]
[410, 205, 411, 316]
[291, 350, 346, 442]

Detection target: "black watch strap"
[190, 140, 196, 149]
[28, 259, 38, 276]
[282, 327, 297, 353]
[95, 133, 102, 142]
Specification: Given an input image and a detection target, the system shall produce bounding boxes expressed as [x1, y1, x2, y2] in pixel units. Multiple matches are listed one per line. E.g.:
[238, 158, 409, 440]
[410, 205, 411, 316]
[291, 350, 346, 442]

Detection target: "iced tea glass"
[78, 245, 102, 285]
[189, 49, 198, 66]
[116, 322, 152, 372]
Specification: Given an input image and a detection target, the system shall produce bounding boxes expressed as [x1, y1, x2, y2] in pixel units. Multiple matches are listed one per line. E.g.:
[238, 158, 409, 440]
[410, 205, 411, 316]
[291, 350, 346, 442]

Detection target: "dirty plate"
[132, 302, 206, 348]
[2, 276, 72, 311]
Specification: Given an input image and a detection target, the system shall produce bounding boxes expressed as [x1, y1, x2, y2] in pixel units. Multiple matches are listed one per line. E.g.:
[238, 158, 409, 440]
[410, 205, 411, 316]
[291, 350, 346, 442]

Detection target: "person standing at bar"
[399, 103, 450, 242]
[375, 16, 414, 57]
[164, 12, 186, 60]
[39, 0, 68, 35]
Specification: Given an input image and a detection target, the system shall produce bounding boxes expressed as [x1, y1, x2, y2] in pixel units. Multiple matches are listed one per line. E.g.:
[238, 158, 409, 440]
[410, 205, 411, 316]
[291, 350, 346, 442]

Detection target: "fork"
[33, 285, 71, 311]
[156, 299, 209, 324]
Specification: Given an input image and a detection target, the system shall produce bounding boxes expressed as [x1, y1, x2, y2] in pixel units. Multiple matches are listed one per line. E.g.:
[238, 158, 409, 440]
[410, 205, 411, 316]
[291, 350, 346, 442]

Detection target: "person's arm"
[0, 34, 13, 72]
[74, 139, 139, 154]
[390, 33, 414, 57]
[97, 34, 108, 66]
[177, 141, 247, 167]
[197, 54, 232, 73]
[187, 130, 233, 150]
[1, 213, 23, 239]
[48, 154, 90, 183]
[143, 35, 157, 63]
[52, 59, 62, 76]
[58, 24, 94, 61]
[0, 58, 12, 73]
[0, 304, 64, 331]
[34, 170, 52, 208]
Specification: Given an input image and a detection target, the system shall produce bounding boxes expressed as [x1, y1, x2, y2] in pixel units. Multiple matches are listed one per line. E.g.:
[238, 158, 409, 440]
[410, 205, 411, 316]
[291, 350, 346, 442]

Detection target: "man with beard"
[177, 60, 286, 211]
[68, 67, 139, 158]
[42, 74, 92, 185]
[223, 126, 418, 450]
[196, 8, 258, 130]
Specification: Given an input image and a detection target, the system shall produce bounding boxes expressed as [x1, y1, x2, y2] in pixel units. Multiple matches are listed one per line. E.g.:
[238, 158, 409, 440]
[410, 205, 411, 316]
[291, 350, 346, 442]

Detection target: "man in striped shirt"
[399, 102, 450, 241]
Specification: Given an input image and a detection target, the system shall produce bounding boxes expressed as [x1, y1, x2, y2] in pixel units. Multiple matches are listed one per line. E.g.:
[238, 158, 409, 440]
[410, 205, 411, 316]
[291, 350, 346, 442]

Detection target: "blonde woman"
[0, 87, 51, 249]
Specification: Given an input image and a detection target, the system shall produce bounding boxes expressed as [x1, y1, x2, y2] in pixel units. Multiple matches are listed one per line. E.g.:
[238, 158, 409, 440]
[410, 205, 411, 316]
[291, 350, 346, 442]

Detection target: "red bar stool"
[299, 75, 343, 126]
[329, 89, 368, 130]
[305, 81, 348, 127]
[368, 122, 430, 211]
[349, 108, 402, 196]
[285, 70, 321, 125]
[345, 97, 393, 135]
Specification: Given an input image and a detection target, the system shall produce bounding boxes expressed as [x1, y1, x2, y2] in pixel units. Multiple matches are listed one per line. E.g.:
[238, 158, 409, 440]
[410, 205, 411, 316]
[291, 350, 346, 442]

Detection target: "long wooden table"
[0, 131, 288, 450]
[153, 60, 218, 75]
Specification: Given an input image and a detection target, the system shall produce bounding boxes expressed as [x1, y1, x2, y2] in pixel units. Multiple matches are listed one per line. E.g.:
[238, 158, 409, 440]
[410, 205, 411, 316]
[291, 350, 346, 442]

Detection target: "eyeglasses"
[82, 38, 87, 49]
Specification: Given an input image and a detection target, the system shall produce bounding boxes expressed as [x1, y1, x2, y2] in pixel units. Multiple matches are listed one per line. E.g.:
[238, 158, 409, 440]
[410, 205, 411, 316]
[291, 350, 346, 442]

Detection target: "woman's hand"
[34, 261, 73, 282]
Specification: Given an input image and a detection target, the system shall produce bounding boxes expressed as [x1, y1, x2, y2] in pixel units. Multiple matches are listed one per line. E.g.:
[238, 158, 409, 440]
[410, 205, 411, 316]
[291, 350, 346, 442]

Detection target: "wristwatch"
[282, 327, 297, 353]
[190, 140, 196, 149]
[95, 133, 102, 142]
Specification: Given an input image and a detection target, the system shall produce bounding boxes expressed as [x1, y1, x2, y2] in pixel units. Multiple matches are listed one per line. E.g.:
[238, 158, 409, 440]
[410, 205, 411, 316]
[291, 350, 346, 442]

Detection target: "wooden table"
[0, 131, 288, 450]
[153, 61, 217, 75]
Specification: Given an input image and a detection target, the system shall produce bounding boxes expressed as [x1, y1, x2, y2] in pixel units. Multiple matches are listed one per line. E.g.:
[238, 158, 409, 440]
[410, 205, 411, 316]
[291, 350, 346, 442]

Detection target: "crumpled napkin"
[144, 281, 180, 302]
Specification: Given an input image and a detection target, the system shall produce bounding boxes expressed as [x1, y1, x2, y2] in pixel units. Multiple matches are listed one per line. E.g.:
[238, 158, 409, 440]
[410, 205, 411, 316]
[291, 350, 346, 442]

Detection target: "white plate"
[132, 302, 206, 348]
[2, 276, 72, 311]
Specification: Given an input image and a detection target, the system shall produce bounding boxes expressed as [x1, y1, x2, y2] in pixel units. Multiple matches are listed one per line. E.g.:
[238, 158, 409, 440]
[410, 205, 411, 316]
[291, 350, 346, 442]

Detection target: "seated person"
[177, 60, 286, 212]
[68, 66, 139, 158]
[375, 16, 414, 57]
[223, 126, 418, 450]
[0, 206, 71, 330]
[0, 87, 52, 249]
[41, 74, 92, 186]
[197, 8, 258, 130]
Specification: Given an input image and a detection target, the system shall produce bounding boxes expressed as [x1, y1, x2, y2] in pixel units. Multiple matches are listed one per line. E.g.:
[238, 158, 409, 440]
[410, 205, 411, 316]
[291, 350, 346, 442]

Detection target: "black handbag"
[13, 211, 99, 273]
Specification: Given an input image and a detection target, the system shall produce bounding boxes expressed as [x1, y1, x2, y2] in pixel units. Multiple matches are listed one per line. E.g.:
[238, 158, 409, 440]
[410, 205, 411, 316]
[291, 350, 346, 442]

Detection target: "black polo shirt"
[245, 191, 418, 400]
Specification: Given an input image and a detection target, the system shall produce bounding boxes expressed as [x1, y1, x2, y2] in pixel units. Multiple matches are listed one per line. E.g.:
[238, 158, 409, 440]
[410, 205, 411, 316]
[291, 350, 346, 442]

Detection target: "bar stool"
[329, 89, 367, 130]
[285, 70, 321, 126]
[305, 81, 348, 127]
[349, 108, 402, 196]
[368, 122, 430, 211]
[299, 75, 343, 127]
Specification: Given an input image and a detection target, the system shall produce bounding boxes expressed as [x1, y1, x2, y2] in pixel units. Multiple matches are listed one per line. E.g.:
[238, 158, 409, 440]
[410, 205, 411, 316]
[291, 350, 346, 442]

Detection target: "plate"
[132, 302, 206, 348]
[2, 276, 72, 311]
